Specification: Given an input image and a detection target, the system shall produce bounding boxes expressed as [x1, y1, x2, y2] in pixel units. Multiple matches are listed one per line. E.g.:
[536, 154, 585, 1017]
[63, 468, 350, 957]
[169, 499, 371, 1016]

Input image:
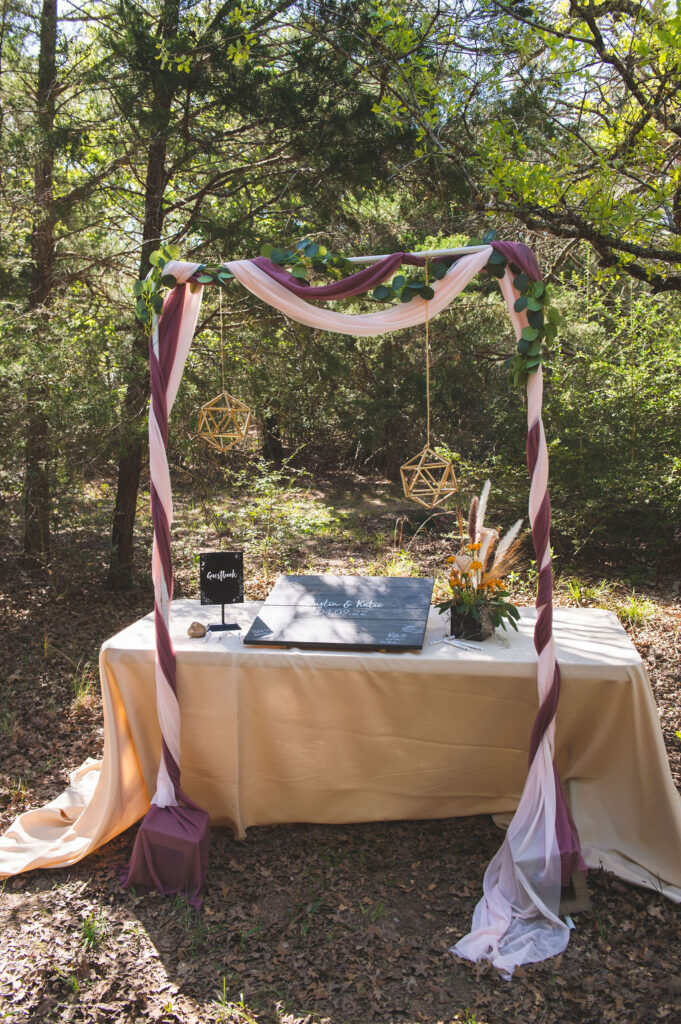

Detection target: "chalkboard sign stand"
[207, 606, 240, 632]
[199, 551, 244, 632]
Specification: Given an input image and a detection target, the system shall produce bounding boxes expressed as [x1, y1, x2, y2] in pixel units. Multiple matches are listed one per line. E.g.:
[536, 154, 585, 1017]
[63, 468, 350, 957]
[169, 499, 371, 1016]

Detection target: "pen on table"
[431, 636, 482, 652]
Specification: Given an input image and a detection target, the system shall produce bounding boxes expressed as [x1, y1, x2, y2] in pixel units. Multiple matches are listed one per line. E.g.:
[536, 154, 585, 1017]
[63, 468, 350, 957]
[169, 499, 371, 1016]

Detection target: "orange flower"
[446, 555, 457, 564]
[470, 560, 483, 571]
[470, 541, 482, 551]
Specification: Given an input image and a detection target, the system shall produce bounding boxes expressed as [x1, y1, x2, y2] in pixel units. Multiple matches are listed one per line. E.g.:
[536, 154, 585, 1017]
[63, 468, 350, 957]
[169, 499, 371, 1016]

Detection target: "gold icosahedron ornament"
[197, 391, 252, 452]
[400, 445, 458, 508]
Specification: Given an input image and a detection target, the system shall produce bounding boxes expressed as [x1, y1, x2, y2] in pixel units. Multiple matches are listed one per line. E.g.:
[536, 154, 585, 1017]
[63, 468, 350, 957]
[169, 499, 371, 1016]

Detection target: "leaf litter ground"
[1, 475, 680, 1024]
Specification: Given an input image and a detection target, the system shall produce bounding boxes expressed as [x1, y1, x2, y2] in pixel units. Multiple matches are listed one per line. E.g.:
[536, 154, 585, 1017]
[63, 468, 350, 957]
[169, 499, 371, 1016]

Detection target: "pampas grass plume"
[476, 480, 491, 539]
[491, 519, 524, 575]
[468, 496, 478, 544]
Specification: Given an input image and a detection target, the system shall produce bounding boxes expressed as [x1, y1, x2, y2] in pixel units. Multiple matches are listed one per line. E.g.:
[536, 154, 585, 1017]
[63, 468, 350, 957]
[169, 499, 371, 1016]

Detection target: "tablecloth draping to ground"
[1, 602, 680, 901]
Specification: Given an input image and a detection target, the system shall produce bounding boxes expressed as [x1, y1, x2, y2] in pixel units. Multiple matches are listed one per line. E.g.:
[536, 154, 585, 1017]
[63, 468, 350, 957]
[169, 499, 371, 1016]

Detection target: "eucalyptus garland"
[468, 228, 562, 388]
[133, 244, 234, 326]
[260, 238, 353, 280]
[134, 232, 562, 391]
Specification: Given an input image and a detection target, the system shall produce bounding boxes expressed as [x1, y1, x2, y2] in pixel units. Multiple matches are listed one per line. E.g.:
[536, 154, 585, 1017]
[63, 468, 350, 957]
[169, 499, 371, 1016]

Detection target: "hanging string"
[425, 258, 431, 447]
[219, 287, 225, 392]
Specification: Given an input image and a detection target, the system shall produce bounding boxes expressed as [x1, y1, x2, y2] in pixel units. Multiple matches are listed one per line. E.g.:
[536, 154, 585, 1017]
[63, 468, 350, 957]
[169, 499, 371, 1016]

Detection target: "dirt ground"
[1, 481, 680, 1024]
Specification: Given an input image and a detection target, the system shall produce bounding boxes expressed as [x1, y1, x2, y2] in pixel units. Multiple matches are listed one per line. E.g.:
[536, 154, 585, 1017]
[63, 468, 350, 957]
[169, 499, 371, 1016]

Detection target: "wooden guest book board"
[243, 575, 434, 651]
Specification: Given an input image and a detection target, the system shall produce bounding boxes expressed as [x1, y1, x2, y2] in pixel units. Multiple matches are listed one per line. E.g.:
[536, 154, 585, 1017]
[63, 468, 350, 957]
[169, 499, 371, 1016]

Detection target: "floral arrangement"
[437, 481, 523, 632]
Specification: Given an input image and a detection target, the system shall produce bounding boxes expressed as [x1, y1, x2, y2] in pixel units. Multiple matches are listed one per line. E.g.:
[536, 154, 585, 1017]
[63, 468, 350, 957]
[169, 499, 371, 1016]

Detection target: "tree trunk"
[107, 0, 180, 587]
[23, 0, 57, 568]
[262, 414, 284, 466]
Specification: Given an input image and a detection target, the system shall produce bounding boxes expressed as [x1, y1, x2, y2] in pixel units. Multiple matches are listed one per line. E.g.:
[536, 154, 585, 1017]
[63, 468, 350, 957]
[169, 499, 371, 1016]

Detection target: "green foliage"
[467, 228, 562, 387]
[80, 909, 108, 951]
[260, 238, 353, 284]
[615, 593, 657, 628]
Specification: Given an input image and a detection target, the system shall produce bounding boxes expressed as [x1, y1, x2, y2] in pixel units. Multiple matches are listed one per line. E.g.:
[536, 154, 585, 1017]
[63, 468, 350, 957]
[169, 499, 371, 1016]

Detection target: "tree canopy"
[0, 0, 679, 577]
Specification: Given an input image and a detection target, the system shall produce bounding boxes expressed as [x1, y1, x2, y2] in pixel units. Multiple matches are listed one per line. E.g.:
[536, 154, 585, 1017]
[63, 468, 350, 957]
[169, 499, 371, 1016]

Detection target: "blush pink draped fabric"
[120, 263, 211, 906]
[154, 250, 575, 971]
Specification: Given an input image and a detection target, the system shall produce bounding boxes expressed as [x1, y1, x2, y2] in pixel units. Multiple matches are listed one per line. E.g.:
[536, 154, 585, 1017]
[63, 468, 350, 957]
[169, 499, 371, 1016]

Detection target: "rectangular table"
[2, 600, 681, 902]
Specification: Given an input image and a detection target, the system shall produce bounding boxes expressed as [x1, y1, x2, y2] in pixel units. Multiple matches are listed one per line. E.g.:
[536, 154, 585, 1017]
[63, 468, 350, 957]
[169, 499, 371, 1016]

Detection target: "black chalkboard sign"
[243, 575, 433, 651]
[200, 552, 244, 606]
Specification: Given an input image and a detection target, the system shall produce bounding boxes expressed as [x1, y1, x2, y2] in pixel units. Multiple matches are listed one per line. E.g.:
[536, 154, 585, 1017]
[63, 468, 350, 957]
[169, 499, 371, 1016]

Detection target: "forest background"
[1, 0, 680, 583]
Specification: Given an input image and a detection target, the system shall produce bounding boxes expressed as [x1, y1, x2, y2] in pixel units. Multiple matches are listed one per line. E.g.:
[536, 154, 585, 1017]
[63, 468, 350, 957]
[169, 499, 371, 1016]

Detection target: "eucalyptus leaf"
[400, 288, 415, 303]
[467, 237, 483, 247]
[270, 247, 287, 263]
[160, 274, 177, 288]
[526, 297, 542, 312]
[421, 285, 435, 299]
[392, 274, 406, 291]
[488, 249, 506, 266]
[513, 273, 530, 291]
[260, 244, 273, 258]
[521, 326, 539, 341]
[514, 296, 528, 312]
[509, 262, 521, 275]
[373, 285, 390, 300]
[305, 242, 320, 258]
[196, 274, 214, 284]
[518, 338, 530, 354]
[432, 261, 447, 280]
[482, 228, 497, 243]
[527, 310, 544, 329]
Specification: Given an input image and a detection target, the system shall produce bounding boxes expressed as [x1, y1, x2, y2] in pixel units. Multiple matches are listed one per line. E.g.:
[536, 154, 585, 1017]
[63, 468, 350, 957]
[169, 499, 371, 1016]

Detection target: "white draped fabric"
[149, 262, 203, 808]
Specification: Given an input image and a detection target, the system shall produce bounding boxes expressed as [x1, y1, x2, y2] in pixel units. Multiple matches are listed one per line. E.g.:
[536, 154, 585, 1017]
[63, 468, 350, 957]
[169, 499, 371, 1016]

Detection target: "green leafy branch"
[466, 228, 563, 388]
[371, 260, 448, 304]
[259, 238, 353, 282]
[133, 245, 233, 326]
[260, 239, 449, 304]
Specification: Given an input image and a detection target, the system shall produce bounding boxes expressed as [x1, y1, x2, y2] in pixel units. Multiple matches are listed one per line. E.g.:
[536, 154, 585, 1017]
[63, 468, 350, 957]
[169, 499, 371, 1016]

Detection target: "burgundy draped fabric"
[526, 419, 587, 884]
[251, 252, 427, 300]
[490, 241, 541, 281]
[121, 282, 210, 906]
[250, 241, 541, 303]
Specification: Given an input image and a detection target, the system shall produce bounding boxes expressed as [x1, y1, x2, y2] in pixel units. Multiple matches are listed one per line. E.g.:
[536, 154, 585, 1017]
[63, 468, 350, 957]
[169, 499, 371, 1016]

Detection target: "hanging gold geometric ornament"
[197, 288, 252, 453]
[400, 259, 459, 508]
[197, 391, 252, 452]
[400, 446, 458, 508]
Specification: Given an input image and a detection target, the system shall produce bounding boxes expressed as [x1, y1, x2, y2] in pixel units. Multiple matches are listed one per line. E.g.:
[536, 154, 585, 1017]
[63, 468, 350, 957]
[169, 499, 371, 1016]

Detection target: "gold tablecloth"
[1, 601, 680, 900]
